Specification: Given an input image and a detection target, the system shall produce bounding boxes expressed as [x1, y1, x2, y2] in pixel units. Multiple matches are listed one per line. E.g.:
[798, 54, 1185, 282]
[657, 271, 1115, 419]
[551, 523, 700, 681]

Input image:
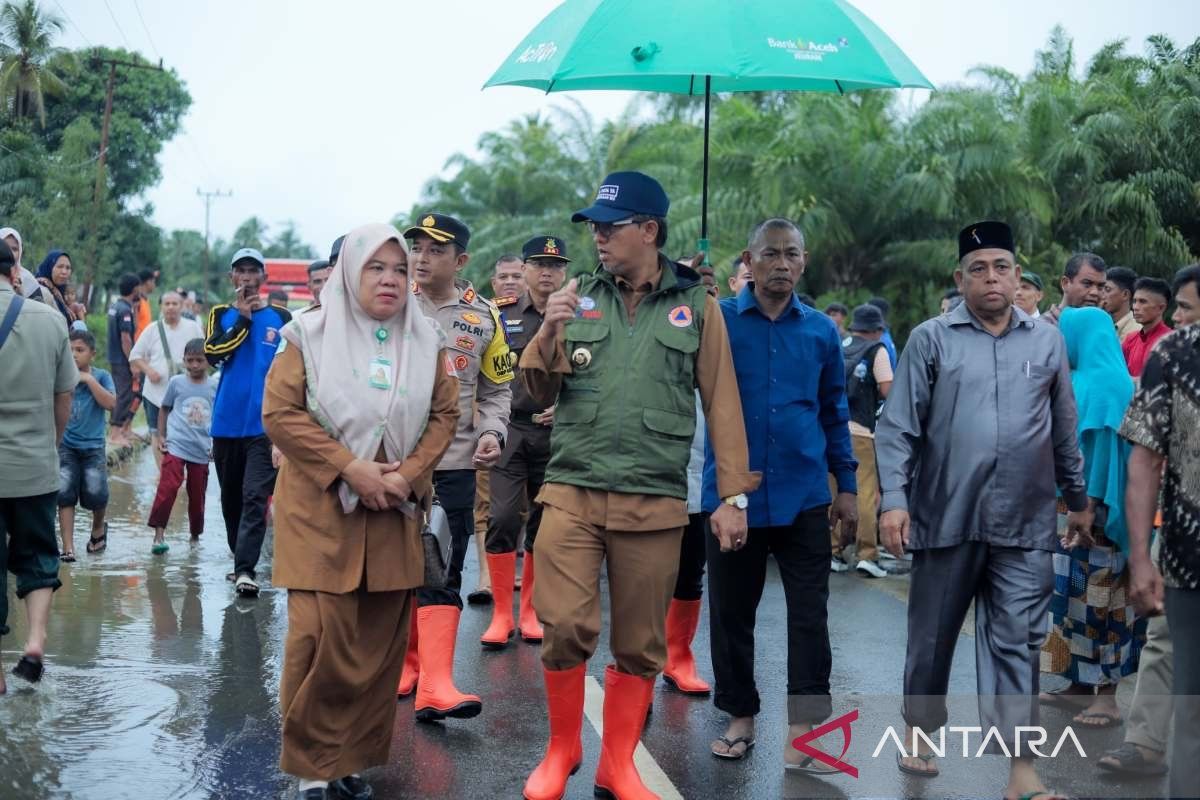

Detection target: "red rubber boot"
[522, 663, 586, 800]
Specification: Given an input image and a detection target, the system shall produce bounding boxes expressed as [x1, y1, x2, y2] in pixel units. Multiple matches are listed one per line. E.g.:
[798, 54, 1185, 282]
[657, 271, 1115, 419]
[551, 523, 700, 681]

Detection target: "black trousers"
[212, 435, 277, 580]
[1166, 587, 1200, 800]
[110, 361, 135, 427]
[673, 513, 706, 601]
[706, 507, 832, 724]
[486, 422, 550, 555]
[418, 469, 475, 610]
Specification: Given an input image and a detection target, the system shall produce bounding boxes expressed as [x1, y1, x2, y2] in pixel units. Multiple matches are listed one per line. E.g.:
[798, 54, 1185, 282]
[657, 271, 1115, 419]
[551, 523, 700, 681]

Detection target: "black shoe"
[12, 654, 44, 683]
[296, 788, 326, 800]
[329, 775, 373, 800]
[466, 589, 493, 606]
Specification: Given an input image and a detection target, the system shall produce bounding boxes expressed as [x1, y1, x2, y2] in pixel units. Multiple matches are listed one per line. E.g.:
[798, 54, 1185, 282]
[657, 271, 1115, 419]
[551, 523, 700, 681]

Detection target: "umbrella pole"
[699, 75, 711, 262]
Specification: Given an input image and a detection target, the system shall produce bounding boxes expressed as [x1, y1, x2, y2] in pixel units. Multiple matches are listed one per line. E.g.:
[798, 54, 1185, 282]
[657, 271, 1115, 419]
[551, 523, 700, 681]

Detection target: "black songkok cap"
[329, 235, 346, 266]
[958, 220, 1014, 261]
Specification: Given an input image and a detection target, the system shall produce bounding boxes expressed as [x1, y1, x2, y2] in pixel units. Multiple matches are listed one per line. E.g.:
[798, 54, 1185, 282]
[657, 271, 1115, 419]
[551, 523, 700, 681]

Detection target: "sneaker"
[856, 559, 888, 578]
[830, 558, 850, 573]
[235, 574, 260, 597]
[879, 550, 913, 563]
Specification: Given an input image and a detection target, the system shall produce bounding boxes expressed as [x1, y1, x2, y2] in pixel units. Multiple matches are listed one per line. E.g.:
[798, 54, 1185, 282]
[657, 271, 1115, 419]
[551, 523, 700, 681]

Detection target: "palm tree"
[0, 0, 74, 126]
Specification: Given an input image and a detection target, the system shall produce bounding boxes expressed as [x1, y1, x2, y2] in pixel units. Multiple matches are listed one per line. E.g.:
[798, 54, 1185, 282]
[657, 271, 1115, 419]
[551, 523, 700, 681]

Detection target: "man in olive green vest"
[518, 171, 760, 800]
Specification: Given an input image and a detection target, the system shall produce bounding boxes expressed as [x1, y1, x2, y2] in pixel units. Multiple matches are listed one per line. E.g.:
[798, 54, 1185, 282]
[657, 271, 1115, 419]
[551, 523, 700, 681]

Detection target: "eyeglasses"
[586, 218, 643, 238]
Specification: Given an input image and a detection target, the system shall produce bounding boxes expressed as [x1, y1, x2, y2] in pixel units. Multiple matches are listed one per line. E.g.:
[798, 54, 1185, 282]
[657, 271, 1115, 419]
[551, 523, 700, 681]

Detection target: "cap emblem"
[597, 184, 619, 202]
[544, 238, 560, 255]
[422, 215, 436, 227]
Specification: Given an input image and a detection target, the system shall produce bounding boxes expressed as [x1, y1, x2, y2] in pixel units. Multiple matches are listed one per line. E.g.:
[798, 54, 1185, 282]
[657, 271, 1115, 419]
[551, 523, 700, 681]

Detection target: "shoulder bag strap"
[157, 319, 177, 376]
[0, 295, 25, 352]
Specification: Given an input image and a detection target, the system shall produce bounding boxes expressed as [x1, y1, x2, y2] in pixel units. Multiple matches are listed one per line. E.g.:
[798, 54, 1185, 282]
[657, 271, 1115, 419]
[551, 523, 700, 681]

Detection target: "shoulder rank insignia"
[495, 295, 518, 307]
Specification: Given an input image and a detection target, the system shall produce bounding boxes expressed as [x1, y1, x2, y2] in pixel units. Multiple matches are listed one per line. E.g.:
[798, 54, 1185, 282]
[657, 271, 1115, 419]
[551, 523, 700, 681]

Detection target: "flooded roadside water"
[1, 449, 290, 800]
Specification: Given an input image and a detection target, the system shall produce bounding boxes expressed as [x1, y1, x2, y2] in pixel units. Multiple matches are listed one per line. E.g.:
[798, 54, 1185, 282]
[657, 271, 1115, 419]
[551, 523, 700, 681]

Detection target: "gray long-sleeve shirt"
[875, 302, 1088, 551]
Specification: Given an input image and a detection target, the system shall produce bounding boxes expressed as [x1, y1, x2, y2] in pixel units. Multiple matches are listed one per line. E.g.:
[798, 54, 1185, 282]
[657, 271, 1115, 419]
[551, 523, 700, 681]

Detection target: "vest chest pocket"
[564, 320, 610, 375]
[654, 322, 700, 386]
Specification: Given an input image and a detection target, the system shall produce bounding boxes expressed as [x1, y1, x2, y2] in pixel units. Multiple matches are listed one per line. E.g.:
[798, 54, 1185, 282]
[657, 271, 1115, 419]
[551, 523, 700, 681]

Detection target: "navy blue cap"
[404, 213, 471, 250]
[572, 171, 669, 223]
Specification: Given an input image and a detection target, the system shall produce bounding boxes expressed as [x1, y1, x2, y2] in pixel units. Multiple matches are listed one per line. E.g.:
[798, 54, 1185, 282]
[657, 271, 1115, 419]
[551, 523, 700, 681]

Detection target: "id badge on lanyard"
[368, 356, 393, 389]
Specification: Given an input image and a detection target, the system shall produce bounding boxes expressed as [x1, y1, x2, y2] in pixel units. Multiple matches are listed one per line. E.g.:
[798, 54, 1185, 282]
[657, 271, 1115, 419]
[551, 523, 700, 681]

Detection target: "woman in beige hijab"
[264, 223, 459, 800]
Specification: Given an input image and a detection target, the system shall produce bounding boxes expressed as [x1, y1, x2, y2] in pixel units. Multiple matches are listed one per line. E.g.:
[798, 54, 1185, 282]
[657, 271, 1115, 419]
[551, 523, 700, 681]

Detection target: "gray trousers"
[1125, 536, 1173, 754]
[1166, 586, 1200, 800]
[904, 542, 1053, 753]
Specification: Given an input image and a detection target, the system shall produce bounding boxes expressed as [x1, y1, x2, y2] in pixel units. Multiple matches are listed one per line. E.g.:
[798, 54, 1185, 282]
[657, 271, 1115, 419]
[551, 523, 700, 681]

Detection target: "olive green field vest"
[545, 258, 709, 499]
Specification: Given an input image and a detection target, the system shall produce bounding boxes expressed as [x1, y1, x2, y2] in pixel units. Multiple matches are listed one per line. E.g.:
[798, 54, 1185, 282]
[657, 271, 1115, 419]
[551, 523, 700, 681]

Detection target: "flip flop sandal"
[1010, 792, 1071, 800]
[151, 541, 169, 555]
[11, 655, 44, 683]
[787, 754, 843, 774]
[86, 523, 108, 554]
[60, 552, 76, 563]
[1038, 686, 1092, 710]
[1072, 711, 1122, 729]
[896, 750, 940, 778]
[1097, 743, 1168, 776]
[711, 735, 756, 760]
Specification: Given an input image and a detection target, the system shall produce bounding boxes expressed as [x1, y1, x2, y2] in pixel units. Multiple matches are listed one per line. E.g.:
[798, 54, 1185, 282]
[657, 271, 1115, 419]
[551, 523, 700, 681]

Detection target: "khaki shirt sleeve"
[397, 350, 461, 492]
[475, 318, 513, 440]
[262, 344, 357, 491]
[518, 328, 572, 408]
[53, 318, 79, 392]
[695, 294, 761, 499]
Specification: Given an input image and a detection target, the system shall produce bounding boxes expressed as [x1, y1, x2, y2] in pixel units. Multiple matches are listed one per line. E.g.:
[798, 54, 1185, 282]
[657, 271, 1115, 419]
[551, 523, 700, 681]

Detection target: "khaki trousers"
[279, 588, 413, 780]
[1125, 536, 1173, 753]
[533, 503, 682, 678]
[829, 433, 879, 562]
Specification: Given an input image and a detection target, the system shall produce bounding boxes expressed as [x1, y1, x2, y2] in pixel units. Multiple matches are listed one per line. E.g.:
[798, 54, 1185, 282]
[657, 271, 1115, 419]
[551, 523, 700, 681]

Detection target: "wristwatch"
[480, 430, 505, 449]
[722, 493, 749, 510]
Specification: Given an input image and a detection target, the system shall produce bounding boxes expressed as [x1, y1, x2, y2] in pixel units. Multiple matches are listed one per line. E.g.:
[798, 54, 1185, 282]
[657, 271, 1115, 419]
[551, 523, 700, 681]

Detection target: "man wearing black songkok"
[875, 220, 1091, 800]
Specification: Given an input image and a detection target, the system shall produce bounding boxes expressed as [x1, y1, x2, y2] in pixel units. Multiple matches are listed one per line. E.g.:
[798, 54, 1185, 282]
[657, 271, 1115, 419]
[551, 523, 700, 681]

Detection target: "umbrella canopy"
[484, 0, 933, 242]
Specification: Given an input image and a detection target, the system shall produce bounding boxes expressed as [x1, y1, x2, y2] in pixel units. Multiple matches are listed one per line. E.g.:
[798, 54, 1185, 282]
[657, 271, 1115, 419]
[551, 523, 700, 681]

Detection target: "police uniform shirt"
[498, 292, 549, 418]
[415, 279, 513, 470]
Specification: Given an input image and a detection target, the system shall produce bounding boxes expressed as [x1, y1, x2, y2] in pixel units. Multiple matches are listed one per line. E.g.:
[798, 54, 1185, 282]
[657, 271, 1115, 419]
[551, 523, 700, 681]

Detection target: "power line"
[130, 0, 162, 61]
[0, 140, 100, 170]
[51, 0, 93, 47]
[101, 0, 132, 49]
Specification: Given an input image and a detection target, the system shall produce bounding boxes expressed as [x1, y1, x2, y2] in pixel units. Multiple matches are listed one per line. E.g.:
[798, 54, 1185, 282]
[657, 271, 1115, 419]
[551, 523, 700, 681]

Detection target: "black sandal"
[12, 654, 44, 683]
[60, 552, 76, 563]
[711, 735, 756, 760]
[86, 523, 108, 554]
[1097, 742, 1168, 776]
[897, 750, 939, 777]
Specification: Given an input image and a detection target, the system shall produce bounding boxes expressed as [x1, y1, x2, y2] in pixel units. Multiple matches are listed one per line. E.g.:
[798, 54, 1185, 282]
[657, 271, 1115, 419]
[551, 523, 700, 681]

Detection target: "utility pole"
[197, 188, 232, 297]
[83, 53, 164, 307]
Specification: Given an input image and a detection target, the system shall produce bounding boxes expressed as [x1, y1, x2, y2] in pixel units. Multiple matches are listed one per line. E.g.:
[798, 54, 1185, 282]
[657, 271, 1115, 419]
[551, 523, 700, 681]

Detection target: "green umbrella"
[484, 0, 933, 248]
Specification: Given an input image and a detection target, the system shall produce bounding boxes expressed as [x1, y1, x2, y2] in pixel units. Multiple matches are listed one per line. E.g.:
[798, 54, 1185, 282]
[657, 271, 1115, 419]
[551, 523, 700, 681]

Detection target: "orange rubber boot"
[480, 552, 516, 649]
[414, 605, 482, 722]
[396, 604, 419, 698]
[518, 554, 544, 643]
[522, 663, 586, 800]
[662, 598, 710, 695]
[594, 665, 659, 800]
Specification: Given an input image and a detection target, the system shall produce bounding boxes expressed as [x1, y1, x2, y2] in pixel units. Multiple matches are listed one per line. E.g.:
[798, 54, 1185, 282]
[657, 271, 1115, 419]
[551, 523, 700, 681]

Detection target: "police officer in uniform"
[480, 235, 570, 650]
[520, 172, 759, 800]
[468, 256, 531, 605]
[392, 213, 513, 723]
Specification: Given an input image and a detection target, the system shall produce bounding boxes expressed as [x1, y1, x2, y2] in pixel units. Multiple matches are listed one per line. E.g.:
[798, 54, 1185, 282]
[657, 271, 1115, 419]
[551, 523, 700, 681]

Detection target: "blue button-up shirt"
[703, 287, 857, 527]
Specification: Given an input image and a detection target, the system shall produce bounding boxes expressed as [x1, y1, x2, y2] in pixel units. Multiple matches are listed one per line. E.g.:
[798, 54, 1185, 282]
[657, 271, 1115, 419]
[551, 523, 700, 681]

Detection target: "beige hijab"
[281, 223, 443, 513]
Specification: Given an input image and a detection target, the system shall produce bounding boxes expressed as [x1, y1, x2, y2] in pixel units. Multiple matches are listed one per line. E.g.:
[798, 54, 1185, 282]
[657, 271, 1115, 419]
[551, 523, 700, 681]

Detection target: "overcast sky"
[55, 1, 1200, 254]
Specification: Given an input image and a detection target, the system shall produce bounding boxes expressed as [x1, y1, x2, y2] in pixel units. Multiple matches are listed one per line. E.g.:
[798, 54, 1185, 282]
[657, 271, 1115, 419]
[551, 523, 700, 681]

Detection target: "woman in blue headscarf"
[1040, 306, 1146, 728]
[34, 249, 82, 326]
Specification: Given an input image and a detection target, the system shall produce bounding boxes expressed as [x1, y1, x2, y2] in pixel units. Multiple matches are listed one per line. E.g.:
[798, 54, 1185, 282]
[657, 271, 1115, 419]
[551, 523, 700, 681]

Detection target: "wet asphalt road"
[0, 448, 1171, 799]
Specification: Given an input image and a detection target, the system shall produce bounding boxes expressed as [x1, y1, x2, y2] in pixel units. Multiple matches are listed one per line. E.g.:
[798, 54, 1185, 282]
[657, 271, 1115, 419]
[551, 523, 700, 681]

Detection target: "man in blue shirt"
[703, 217, 858, 769]
[204, 248, 292, 597]
[106, 273, 139, 445]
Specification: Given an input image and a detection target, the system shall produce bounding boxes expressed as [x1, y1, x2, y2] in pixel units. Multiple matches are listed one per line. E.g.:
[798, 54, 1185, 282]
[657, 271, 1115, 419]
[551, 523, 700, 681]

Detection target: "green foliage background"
[400, 27, 1200, 340]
